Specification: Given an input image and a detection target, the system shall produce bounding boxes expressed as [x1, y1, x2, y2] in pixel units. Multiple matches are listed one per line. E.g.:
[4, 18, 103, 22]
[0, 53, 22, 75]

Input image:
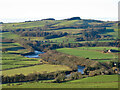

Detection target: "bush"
[68, 72, 82, 80]
[55, 74, 66, 83]
[89, 71, 96, 77]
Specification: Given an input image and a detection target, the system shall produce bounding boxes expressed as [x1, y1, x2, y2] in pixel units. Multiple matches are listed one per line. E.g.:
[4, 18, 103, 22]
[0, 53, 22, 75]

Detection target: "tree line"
[30, 41, 119, 52]
[13, 30, 68, 39]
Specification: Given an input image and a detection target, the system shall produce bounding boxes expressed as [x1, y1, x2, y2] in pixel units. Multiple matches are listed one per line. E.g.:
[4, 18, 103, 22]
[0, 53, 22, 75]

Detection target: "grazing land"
[56, 47, 118, 62]
[2, 75, 118, 88]
[2, 64, 71, 76]
[1, 41, 41, 70]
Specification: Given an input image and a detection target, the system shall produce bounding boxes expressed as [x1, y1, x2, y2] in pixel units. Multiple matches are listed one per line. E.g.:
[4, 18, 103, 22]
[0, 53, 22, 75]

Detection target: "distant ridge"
[24, 17, 105, 23]
[64, 17, 81, 20]
[25, 18, 55, 22]
[41, 18, 55, 21]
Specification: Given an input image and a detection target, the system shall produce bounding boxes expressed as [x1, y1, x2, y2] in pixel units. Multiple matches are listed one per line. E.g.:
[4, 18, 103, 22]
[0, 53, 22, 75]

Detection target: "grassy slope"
[2, 41, 41, 70]
[56, 47, 118, 62]
[56, 48, 117, 59]
[2, 64, 71, 76]
[68, 75, 118, 83]
[77, 47, 118, 50]
[2, 32, 20, 39]
[2, 75, 118, 88]
[2, 20, 59, 30]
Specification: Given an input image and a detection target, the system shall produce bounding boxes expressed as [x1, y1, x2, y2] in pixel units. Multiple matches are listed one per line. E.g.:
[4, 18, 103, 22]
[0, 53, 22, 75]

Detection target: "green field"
[2, 32, 20, 39]
[77, 47, 118, 50]
[56, 47, 118, 61]
[2, 20, 59, 30]
[2, 53, 41, 70]
[2, 64, 71, 76]
[2, 41, 41, 70]
[2, 75, 118, 88]
[52, 29, 84, 33]
[68, 75, 118, 83]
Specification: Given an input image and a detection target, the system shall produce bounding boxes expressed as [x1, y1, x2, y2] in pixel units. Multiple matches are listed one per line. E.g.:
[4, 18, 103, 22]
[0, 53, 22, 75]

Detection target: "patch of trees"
[2, 70, 74, 84]
[55, 73, 66, 83]
[75, 37, 85, 41]
[41, 18, 55, 21]
[67, 72, 83, 80]
[75, 28, 109, 41]
[39, 50, 103, 70]
[2, 48, 7, 53]
[64, 17, 81, 20]
[45, 32, 68, 39]
[2, 72, 56, 84]
[54, 72, 83, 83]
[82, 41, 119, 47]
[88, 68, 114, 77]
[14, 31, 68, 39]
[31, 42, 83, 51]
[30, 40, 119, 52]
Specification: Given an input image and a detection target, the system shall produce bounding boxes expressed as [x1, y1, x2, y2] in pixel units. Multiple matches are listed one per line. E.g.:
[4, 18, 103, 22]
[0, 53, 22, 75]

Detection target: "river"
[24, 50, 85, 74]
[77, 65, 85, 74]
[24, 51, 44, 58]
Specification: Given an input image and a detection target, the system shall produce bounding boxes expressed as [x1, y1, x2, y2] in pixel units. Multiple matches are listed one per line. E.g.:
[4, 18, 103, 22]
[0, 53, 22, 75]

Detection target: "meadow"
[2, 41, 41, 70]
[56, 47, 118, 62]
[2, 75, 118, 88]
[68, 75, 118, 83]
[2, 32, 20, 39]
[2, 64, 71, 76]
[2, 20, 59, 30]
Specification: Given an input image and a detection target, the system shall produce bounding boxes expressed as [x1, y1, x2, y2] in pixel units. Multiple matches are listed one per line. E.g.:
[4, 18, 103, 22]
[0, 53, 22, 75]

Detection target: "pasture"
[68, 75, 118, 83]
[77, 47, 118, 50]
[2, 64, 71, 76]
[2, 41, 41, 70]
[56, 47, 118, 62]
[2, 75, 118, 88]
[2, 20, 59, 30]
[2, 32, 20, 39]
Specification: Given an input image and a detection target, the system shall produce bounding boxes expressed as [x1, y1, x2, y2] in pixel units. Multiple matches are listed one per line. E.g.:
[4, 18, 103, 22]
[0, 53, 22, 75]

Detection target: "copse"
[13, 30, 68, 39]
[2, 72, 56, 84]
[39, 50, 103, 70]
[55, 73, 66, 83]
[68, 72, 83, 80]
